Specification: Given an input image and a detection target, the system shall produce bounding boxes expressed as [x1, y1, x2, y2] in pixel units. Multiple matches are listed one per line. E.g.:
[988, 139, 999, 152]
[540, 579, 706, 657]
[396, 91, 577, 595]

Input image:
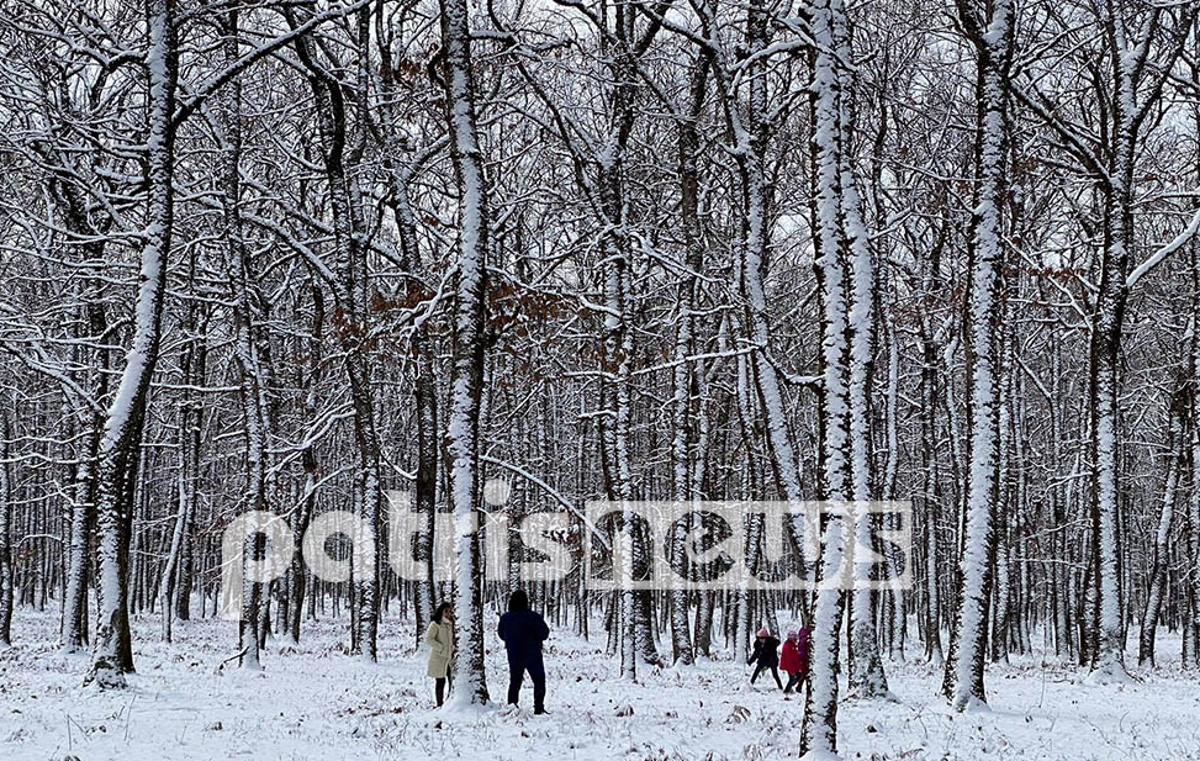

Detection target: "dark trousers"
[507, 660, 546, 712]
[751, 662, 783, 689]
[784, 670, 804, 693]
[435, 676, 448, 707]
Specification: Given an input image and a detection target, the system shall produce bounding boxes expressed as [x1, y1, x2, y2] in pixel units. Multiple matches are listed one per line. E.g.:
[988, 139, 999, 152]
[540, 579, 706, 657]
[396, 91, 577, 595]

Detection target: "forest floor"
[2, 607, 1198, 761]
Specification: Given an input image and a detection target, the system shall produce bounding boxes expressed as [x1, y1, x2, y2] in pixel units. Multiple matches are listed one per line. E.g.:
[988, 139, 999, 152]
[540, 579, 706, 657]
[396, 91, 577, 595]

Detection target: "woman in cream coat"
[424, 602, 454, 706]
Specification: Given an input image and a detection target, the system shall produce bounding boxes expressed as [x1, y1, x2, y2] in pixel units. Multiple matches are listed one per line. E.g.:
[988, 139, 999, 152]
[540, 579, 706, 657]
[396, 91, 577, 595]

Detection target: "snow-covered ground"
[2, 608, 1198, 760]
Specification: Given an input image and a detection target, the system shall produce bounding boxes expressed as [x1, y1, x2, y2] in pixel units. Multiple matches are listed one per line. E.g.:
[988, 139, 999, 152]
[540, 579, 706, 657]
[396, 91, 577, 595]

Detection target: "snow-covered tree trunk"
[918, 248, 946, 665]
[991, 333, 1016, 663]
[729, 0, 804, 514]
[839, 13, 888, 695]
[63, 422, 98, 649]
[380, 106, 440, 640]
[287, 286, 323, 646]
[879, 317, 905, 658]
[1139, 386, 1186, 665]
[412, 325, 439, 640]
[159, 245, 205, 640]
[1191, 234, 1200, 666]
[1190, 306, 1200, 667]
[441, 0, 490, 705]
[173, 301, 206, 624]
[605, 248, 640, 678]
[668, 52, 710, 667]
[346, 7, 382, 663]
[63, 293, 109, 650]
[159, 445, 190, 644]
[733, 348, 759, 665]
[669, 303, 696, 664]
[88, 0, 177, 685]
[345, 311, 383, 662]
[287, 2, 383, 661]
[593, 0, 657, 676]
[924, 497, 943, 665]
[216, 1, 274, 669]
[801, 0, 852, 753]
[1086, 67, 1136, 686]
[0, 414, 11, 647]
[942, 0, 1012, 712]
[45, 105, 117, 653]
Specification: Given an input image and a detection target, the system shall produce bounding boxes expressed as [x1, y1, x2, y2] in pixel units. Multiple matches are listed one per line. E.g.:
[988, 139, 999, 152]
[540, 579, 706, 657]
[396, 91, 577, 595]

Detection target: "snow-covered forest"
[1, 0, 1199, 759]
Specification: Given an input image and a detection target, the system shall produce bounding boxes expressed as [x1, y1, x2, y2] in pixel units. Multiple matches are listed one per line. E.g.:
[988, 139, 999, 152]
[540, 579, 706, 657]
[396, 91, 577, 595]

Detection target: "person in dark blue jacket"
[497, 590, 550, 713]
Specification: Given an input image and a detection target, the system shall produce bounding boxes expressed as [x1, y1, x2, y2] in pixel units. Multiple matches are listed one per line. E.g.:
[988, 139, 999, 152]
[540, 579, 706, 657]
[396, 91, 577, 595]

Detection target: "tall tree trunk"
[160, 216, 206, 642]
[919, 236, 946, 666]
[1139, 385, 1186, 664]
[62, 290, 109, 650]
[0, 415, 12, 647]
[1191, 269, 1200, 667]
[801, 0, 852, 753]
[1087, 103, 1134, 685]
[1190, 327, 1200, 668]
[88, 0, 177, 685]
[942, 0, 1012, 712]
[412, 332, 439, 641]
[442, 0, 490, 705]
[733, 348, 761, 664]
[596, 0, 659, 674]
[991, 332, 1016, 663]
[346, 7, 382, 663]
[378, 41, 440, 639]
[397, 208, 438, 643]
[217, 0, 274, 670]
[667, 51, 710, 667]
[841, 22, 888, 697]
[734, 0, 804, 513]
[158, 420, 189, 644]
[288, 285, 323, 645]
[174, 306, 206, 623]
[286, 1, 383, 662]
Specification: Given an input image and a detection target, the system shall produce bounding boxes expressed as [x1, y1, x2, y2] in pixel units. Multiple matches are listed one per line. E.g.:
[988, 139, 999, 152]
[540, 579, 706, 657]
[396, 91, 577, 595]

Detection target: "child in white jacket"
[424, 602, 454, 706]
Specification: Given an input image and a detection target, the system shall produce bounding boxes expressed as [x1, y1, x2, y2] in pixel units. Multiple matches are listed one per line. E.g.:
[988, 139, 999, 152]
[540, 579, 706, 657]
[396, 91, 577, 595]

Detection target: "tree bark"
[442, 0, 491, 705]
[801, 0, 853, 753]
[88, 0, 177, 685]
[0, 415, 12, 647]
[1139, 385, 1186, 664]
[942, 0, 1012, 712]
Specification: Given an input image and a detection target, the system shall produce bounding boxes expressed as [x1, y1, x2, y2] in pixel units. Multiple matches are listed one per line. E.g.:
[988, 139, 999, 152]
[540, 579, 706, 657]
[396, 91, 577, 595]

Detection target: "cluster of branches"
[0, 0, 1199, 754]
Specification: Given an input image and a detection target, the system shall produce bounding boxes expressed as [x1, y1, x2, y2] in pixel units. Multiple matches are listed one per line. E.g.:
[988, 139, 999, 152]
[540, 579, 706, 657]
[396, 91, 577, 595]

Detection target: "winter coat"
[498, 609, 550, 667]
[797, 628, 810, 666]
[748, 636, 780, 667]
[780, 638, 802, 673]
[424, 620, 454, 678]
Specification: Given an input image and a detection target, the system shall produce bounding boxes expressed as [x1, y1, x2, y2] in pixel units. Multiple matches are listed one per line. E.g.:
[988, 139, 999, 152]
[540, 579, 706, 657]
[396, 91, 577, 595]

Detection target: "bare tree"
[1017, 0, 1197, 681]
[802, 0, 853, 752]
[0, 413, 12, 647]
[88, 0, 179, 687]
[942, 0, 1014, 711]
[442, 0, 491, 705]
